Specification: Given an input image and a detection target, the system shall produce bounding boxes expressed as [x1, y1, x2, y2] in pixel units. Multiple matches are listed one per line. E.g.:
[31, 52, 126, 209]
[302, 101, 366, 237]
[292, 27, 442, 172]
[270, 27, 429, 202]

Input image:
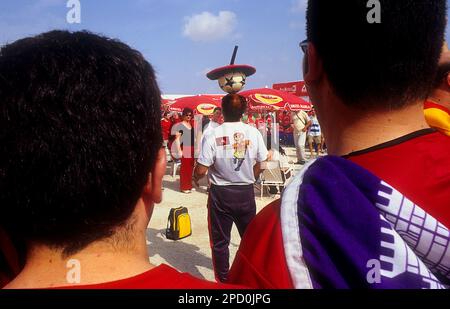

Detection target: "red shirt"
[281, 115, 292, 133]
[62, 264, 242, 289]
[229, 129, 450, 288]
[161, 118, 172, 141]
[228, 201, 293, 289]
[347, 129, 450, 227]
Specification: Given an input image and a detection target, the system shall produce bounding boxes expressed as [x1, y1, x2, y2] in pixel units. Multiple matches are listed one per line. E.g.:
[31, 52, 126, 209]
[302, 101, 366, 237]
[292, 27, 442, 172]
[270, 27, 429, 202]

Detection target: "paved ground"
[146, 147, 321, 281]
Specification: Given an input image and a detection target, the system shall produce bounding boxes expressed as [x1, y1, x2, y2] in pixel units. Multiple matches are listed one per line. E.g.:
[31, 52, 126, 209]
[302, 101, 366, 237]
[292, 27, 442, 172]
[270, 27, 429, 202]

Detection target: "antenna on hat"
[230, 46, 238, 65]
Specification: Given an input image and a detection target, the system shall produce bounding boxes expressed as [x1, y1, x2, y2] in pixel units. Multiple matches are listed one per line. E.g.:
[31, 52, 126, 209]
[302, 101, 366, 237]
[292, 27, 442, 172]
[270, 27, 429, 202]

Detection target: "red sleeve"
[228, 200, 294, 289]
[161, 120, 171, 140]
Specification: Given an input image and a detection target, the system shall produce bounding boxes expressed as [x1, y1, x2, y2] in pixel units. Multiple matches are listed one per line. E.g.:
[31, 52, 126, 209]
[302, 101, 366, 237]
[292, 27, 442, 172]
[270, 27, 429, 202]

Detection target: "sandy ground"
[146, 147, 321, 282]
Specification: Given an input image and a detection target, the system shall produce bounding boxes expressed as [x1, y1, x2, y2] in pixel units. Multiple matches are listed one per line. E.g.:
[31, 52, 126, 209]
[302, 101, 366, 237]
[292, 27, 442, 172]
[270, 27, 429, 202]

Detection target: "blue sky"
[1, 0, 449, 95]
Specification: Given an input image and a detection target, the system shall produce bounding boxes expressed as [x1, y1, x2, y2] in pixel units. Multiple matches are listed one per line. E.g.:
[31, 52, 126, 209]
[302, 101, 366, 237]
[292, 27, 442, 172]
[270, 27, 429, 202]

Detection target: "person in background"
[202, 114, 211, 131]
[171, 108, 195, 193]
[291, 110, 311, 165]
[306, 108, 322, 158]
[172, 111, 181, 124]
[161, 111, 173, 163]
[193, 94, 268, 283]
[203, 107, 223, 135]
[424, 44, 450, 137]
[254, 113, 267, 146]
[266, 114, 274, 149]
[228, 0, 450, 289]
[278, 111, 288, 146]
[167, 112, 182, 163]
[247, 113, 256, 128]
[282, 112, 294, 146]
[0, 30, 238, 289]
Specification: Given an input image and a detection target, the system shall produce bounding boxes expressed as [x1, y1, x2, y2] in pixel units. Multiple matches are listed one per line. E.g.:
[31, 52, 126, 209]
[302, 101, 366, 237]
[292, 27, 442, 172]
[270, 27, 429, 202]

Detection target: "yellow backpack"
[165, 207, 192, 240]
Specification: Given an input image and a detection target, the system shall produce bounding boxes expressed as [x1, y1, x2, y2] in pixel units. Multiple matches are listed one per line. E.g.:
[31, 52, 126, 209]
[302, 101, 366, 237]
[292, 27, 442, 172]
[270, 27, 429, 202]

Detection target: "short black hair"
[306, 0, 447, 110]
[222, 94, 247, 122]
[182, 108, 194, 116]
[213, 107, 222, 113]
[0, 31, 162, 255]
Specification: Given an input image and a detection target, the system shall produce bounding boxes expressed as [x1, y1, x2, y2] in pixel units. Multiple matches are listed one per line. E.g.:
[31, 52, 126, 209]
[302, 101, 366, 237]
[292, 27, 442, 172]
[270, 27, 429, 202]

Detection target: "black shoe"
[296, 160, 306, 165]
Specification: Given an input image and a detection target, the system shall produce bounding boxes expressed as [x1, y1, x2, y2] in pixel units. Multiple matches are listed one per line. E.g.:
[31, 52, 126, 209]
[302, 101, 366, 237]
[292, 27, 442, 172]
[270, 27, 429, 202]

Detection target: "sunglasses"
[184, 114, 193, 117]
[299, 40, 308, 54]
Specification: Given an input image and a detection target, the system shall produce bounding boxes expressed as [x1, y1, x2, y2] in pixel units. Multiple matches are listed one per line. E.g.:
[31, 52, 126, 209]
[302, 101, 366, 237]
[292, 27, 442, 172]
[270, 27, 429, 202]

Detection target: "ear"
[143, 148, 166, 205]
[303, 42, 323, 84]
[446, 73, 450, 88]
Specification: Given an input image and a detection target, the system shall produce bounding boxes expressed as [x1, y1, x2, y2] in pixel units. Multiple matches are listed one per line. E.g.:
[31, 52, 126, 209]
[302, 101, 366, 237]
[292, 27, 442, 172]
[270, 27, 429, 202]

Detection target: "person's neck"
[324, 100, 430, 156]
[4, 208, 154, 289]
[5, 236, 152, 289]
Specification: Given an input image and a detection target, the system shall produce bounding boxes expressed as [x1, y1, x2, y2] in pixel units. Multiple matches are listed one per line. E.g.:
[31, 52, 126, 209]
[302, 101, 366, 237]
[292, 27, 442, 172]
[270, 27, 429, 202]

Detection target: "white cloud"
[182, 11, 238, 42]
[291, 0, 307, 13]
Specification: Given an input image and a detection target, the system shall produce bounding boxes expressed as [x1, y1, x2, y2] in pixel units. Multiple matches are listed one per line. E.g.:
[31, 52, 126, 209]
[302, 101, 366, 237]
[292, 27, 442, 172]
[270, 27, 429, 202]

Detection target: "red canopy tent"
[162, 98, 178, 106]
[168, 95, 224, 116]
[239, 88, 312, 112]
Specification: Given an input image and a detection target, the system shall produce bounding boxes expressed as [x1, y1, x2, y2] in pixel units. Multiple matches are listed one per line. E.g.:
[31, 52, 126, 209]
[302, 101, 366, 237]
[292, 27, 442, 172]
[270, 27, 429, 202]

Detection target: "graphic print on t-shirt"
[232, 132, 251, 171]
[216, 136, 230, 147]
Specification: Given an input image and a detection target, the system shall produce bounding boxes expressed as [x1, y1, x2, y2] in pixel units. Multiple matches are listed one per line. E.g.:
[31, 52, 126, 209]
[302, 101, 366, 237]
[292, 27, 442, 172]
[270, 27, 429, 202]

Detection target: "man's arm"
[193, 163, 209, 187]
[303, 120, 312, 132]
[254, 129, 269, 180]
[253, 162, 264, 180]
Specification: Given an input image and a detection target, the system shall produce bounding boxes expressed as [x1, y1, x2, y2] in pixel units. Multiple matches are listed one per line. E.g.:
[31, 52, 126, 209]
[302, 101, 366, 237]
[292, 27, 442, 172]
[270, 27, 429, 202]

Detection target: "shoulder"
[202, 127, 218, 141]
[164, 266, 242, 289]
[228, 201, 294, 288]
[247, 125, 262, 135]
[65, 264, 245, 289]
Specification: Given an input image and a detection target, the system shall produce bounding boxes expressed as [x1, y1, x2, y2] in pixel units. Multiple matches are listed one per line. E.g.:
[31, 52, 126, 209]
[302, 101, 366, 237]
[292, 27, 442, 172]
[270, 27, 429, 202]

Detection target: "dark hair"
[213, 107, 222, 113]
[434, 62, 450, 88]
[0, 30, 162, 255]
[222, 94, 247, 122]
[182, 108, 194, 116]
[306, 0, 447, 110]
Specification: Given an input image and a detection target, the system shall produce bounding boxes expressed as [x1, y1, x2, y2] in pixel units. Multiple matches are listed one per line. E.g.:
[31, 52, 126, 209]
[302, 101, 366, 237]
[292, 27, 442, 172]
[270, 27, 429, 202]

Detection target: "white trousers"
[293, 130, 306, 161]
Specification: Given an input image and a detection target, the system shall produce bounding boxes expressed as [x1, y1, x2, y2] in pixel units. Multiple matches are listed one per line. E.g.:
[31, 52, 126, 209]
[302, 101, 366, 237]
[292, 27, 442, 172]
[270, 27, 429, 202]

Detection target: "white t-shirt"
[198, 122, 268, 186]
[202, 120, 220, 136]
[292, 111, 309, 133]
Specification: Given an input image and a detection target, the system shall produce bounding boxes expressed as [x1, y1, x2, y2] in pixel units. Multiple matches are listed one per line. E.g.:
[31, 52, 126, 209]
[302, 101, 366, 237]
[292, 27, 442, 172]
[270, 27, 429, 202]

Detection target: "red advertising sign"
[272, 81, 308, 97]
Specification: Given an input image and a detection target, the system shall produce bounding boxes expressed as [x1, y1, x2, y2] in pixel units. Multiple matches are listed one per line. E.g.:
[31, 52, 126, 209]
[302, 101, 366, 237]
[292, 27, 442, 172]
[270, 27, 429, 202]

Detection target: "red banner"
[272, 81, 308, 97]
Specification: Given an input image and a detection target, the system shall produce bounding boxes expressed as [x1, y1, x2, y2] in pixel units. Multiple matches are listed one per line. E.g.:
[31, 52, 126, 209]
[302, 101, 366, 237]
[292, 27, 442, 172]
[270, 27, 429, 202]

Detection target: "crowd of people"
[161, 106, 325, 193]
[1, 0, 449, 290]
